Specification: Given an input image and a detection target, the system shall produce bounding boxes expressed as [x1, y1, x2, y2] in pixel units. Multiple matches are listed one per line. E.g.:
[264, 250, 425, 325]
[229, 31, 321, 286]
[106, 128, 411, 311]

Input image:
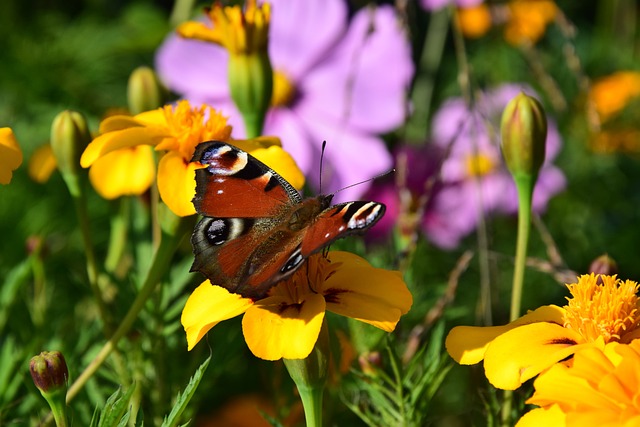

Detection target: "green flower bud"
[500, 92, 547, 180]
[229, 51, 273, 138]
[50, 110, 91, 197]
[127, 66, 167, 115]
[30, 351, 68, 393]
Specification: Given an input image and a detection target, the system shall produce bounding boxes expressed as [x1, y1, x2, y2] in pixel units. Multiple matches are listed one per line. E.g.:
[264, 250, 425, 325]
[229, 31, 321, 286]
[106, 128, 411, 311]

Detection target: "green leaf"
[161, 355, 211, 427]
[90, 385, 135, 427]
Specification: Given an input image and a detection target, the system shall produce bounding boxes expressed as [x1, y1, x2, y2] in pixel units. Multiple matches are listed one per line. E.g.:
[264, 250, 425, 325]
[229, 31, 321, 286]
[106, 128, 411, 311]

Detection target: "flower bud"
[30, 351, 68, 393]
[500, 92, 547, 180]
[589, 254, 618, 277]
[127, 66, 167, 115]
[50, 111, 92, 197]
[358, 351, 383, 377]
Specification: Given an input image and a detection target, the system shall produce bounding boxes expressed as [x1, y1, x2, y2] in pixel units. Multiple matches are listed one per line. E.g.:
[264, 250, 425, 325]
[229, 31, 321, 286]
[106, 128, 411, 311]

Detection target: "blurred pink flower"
[420, 0, 483, 12]
[155, 0, 414, 200]
[425, 83, 566, 248]
[365, 84, 565, 249]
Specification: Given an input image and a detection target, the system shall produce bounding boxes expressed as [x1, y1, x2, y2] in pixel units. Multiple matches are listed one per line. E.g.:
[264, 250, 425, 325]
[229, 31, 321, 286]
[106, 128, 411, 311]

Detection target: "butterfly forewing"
[192, 141, 301, 218]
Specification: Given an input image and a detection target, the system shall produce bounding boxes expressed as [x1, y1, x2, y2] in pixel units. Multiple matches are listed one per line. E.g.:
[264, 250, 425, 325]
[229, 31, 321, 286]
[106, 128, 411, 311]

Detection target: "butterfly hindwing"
[192, 141, 301, 218]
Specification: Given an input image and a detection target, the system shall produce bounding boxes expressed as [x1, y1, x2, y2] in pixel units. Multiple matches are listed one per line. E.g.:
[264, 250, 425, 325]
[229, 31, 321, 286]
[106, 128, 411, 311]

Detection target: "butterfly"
[190, 141, 386, 300]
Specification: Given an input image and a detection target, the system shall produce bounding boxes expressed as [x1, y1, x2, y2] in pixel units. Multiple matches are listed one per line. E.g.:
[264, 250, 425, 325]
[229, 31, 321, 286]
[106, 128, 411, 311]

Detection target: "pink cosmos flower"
[420, 0, 483, 12]
[365, 84, 565, 249]
[155, 0, 414, 201]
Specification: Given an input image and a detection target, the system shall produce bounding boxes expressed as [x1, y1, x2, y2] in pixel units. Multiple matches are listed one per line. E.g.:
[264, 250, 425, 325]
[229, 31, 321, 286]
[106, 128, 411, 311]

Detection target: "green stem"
[104, 197, 130, 275]
[509, 177, 533, 322]
[64, 217, 188, 404]
[283, 321, 329, 427]
[169, 0, 196, 27]
[44, 390, 69, 427]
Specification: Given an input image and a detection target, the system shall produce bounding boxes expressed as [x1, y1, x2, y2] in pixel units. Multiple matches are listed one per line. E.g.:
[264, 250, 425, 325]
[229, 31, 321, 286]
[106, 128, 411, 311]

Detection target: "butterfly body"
[190, 141, 385, 300]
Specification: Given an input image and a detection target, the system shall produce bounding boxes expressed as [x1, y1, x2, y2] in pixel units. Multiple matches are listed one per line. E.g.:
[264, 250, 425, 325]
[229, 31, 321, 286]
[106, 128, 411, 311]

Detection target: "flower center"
[563, 274, 640, 343]
[162, 101, 231, 159]
[465, 153, 495, 177]
[271, 70, 297, 107]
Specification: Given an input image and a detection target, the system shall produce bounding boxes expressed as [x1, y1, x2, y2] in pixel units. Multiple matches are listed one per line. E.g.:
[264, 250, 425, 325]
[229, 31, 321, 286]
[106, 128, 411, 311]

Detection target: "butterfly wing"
[300, 201, 386, 256]
[191, 141, 301, 218]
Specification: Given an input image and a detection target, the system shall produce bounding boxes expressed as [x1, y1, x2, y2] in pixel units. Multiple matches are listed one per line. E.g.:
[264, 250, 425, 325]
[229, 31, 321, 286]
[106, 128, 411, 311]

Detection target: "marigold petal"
[232, 138, 305, 190]
[0, 128, 23, 184]
[321, 251, 412, 332]
[177, 21, 222, 44]
[81, 127, 167, 168]
[242, 293, 326, 361]
[157, 151, 198, 216]
[516, 404, 566, 427]
[88, 146, 155, 199]
[133, 109, 170, 127]
[445, 305, 566, 364]
[99, 115, 146, 133]
[181, 281, 253, 351]
[483, 322, 587, 390]
[28, 144, 57, 184]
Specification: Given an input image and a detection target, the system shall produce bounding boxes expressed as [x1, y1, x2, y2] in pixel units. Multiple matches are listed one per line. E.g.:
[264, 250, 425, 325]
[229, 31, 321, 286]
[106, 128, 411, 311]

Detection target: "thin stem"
[509, 178, 533, 322]
[297, 385, 324, 427]
[104, 197, 130, 275]
[64, 219, 187, 404]
[169, 0, 196, 27]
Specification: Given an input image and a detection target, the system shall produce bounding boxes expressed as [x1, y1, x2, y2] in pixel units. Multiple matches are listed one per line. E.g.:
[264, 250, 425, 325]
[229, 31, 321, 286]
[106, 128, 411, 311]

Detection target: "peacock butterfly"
[190, 141, 385, 300]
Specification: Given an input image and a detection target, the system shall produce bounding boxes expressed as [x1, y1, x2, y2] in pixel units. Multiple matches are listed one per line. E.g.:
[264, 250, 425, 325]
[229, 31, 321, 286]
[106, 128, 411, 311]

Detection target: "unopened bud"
[50, 111, 91, 197]
[358, 351, 383, 377]
[127, 66, 167, 115]
[30, 351, 68, 393]
[589, 254, 618, 277]
[500, 92, 547, 180]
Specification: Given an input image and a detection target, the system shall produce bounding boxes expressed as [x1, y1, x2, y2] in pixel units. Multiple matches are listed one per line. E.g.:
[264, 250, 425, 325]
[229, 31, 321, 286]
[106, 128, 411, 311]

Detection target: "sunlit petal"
[157, 151, 200, 216]
[181, 281, 253, 351]
[81, 127, 168, 168]
[99, 115, 146, 133]
[0, 127, 23, 184]
[483, 322, 589, 390]
[242, 293, 326, 361]
[88, 146, 155, 199]
[446, 305, 566, 364]
[319, 252, 411, 332]
[516, 404, 566, 427]
[28, 144, 57, 184]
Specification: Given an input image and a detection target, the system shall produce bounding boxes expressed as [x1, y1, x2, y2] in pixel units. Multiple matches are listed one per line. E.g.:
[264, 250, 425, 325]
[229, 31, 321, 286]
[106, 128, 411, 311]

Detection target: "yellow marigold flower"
[182, 252, 412, 361]
[28, 145, 57, 184]
[89, 146, 156, 200]
[446, 274, 640, 390]
[504, 0, 557, 45]
[80, 100, 303, 216]
[589, 71, 640, 122]
[0, 127, 23, 184]
[456, 4, 492, 39]
[517, 340, 640, 427]
[177, 0, 270, 55]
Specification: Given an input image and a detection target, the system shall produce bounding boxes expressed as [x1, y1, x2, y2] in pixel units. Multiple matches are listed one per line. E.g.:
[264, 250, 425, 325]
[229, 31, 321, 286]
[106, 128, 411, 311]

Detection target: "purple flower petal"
[297, 5, 413, 134]
[263, 108, 315, 173]
[155, 34, 229, 100]
[268, 0, 347, 80]
[420, 0, 483, 12]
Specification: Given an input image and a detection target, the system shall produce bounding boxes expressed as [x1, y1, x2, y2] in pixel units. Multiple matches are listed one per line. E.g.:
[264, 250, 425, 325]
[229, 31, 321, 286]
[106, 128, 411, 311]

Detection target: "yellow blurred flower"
[504, 0, 557, 45]
[28, 145, 58, 184]
[0, 127, 23, 184]
[456, 4, 492, 39]
[517, 340, 640, 427]
[446, 274, 640, 389]
[182, 252, 412, 361]
[80, 100, 303, 216]
[177, 0, 270, 55]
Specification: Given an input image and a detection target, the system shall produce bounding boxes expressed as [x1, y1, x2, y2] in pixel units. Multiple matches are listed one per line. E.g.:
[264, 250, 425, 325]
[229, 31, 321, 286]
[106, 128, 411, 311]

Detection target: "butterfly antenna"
[319, 140, 327, 193]
[332, 169, 395, 196]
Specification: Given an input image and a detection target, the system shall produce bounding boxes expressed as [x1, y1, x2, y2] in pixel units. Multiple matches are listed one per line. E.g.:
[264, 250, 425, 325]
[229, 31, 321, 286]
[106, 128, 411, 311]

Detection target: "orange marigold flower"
[0, 127, 23, 184]
[504, 0, 557, 45]
[456, 4, 492, 39]
[446, 274, 640, 389]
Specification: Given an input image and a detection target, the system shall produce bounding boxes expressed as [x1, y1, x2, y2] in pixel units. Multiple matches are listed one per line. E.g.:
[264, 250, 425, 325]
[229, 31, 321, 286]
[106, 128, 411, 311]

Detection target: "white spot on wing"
[347, 202, 381, 229]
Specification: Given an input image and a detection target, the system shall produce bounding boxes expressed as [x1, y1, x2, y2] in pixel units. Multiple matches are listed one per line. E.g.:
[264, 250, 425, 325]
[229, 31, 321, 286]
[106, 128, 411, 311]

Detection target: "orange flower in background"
[588, 71, 640, 154]
[182, 252, 412, 361]
[28, 145, 58, 184]
[0, 127, 23, 184]
[80, 100, 303, 215]
[446, 274, 640, 390]
[456, 4, 492, 39]
[504, 0, 557, 45]
[517, 340, 640, 427]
